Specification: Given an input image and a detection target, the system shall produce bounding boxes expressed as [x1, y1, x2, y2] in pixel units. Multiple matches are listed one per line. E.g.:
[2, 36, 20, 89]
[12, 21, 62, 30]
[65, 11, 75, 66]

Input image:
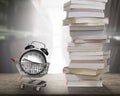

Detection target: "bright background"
[39, 0, 70, 73]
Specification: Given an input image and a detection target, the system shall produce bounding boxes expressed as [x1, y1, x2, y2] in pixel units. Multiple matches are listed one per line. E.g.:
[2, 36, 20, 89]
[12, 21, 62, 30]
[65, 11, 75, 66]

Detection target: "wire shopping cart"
[10, 41, 50, 91]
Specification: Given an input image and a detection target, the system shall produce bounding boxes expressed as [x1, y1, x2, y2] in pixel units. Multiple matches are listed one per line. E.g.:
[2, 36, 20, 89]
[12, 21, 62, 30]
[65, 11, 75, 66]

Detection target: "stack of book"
[63, 0, 110, 87]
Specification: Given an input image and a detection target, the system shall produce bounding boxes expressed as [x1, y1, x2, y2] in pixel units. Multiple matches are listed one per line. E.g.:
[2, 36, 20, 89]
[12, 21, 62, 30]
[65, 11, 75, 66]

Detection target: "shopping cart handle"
[10, 58, 17, 62]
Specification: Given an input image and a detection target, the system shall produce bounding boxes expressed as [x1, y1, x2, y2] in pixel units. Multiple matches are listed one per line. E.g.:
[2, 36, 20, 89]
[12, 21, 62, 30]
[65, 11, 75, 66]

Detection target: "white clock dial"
[20, 50, 46, 75]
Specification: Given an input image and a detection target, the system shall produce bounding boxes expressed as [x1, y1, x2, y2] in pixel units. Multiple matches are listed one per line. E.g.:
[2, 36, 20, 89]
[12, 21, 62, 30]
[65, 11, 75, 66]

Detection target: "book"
[70, 25, 105, 31]
[70, 30, 106, 38]
[70, 23, 107, 26]
[89, 0, 108, 2]
[71, 34, 107, 40]
[69, 50, 110, 56]
[68, 42, 104, 47]
[73, 39, 110, 44]
[69, 54, 109, 59]
[63, 66, 109, 76]
[67, 11, 104, 18]
[63, 18, 108, 25]
[64, 0, 106, 8]
[71, 59, 105, 63]
[64, 4, 106, 11]
[66, 74, 102, 81]
[69, 51, 104, 56]
[68, 46, 103, 52]
[70, 30, 105, 34]
[68, 45, 103, 49]
[69, 62, 106, 69]
[66, 9, 104, 13]
[67, 80, 103, 87]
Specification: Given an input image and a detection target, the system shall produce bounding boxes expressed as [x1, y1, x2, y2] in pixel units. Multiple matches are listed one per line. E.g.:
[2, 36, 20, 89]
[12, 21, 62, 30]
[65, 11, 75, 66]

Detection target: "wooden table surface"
[0, 73, 120, 95]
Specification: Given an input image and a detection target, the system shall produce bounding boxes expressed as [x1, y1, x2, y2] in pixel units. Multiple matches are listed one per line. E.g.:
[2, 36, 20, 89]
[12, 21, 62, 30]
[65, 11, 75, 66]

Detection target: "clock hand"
[23, 58, 43, 65]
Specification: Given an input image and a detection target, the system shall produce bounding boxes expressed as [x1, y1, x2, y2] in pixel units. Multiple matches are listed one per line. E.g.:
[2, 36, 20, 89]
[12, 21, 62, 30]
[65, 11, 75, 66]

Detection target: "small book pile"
[63, 0, 110, 87]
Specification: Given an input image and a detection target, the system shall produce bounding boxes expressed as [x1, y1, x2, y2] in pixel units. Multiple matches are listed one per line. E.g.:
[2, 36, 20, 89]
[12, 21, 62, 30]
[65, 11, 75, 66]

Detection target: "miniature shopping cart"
[10, 41, 50, 91]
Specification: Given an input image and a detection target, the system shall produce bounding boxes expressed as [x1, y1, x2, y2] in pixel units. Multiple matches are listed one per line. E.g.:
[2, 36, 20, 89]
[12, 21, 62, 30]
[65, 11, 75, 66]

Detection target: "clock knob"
[25, 45, 35, 50]
[40, 48, 49, 55]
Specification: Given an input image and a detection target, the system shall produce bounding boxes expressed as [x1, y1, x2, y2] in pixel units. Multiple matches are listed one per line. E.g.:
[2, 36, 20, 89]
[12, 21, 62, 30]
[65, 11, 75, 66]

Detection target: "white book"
[64, 4, 105, 11]
[67, 80, 103, 87]
[70, 23, 107, 26]
[68, 45, 103, 49]
[64, 0, 106, 7]
[68, 42, 104, 47]
[66, 74, 102, 81]
[70, 31, 106, 37]
[70, 55, 104, 60]
[63, 18, 108, 25]
[69, 51, 110, 56]
[70, 30, 105, 35]
[71, 34, 107, 40]
[74, 39, 110, 44]
[89, 0, 108, 2]
[69, 62, 105, 69]
[68, 46, 103, 52]
[70, 25, 105, 31]
[67, 11, 104, 18]
[70, 51, 104, 56]
[63, 66, 109, 75]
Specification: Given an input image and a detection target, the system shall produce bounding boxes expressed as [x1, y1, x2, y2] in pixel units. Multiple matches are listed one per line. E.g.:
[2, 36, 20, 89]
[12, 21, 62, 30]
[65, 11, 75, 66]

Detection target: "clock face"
[20, 50, 46, 75]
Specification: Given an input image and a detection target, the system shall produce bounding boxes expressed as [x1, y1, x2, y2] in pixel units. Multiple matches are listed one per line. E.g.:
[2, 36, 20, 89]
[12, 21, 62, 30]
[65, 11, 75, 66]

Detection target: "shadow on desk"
[68, 85, 113, 95]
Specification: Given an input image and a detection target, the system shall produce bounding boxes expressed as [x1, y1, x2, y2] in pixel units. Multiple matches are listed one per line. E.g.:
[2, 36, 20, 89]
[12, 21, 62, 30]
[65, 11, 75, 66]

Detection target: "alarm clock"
[19, 41, 49, 76]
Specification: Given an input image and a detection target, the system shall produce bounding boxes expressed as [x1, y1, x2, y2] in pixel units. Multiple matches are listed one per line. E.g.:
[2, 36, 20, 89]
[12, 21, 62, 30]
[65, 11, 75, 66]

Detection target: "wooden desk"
[0, 73, 120, 95]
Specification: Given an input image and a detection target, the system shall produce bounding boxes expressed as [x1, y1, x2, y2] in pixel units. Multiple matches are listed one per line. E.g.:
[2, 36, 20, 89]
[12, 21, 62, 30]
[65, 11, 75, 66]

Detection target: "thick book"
[63, 17, 108, 25]
[63, 66, 109, 76]
[67, 11, 104, 18]
[66, 80, 103, 87]
[65, 74, 102, 81]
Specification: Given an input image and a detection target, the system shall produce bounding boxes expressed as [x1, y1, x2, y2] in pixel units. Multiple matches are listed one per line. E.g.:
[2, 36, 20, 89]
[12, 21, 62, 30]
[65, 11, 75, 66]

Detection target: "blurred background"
[0, 0, 120, 73]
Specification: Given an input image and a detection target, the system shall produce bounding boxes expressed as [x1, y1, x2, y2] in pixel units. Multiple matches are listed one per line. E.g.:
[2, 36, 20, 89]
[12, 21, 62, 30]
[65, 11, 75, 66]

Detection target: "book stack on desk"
[63, 0, 110, 87]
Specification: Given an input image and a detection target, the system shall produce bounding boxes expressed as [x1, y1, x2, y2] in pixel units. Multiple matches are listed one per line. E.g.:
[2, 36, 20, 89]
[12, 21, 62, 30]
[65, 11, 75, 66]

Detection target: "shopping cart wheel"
[35, 86, 41, 91]
[20, 84, 25, 89]
[42, 83, 47, 87]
